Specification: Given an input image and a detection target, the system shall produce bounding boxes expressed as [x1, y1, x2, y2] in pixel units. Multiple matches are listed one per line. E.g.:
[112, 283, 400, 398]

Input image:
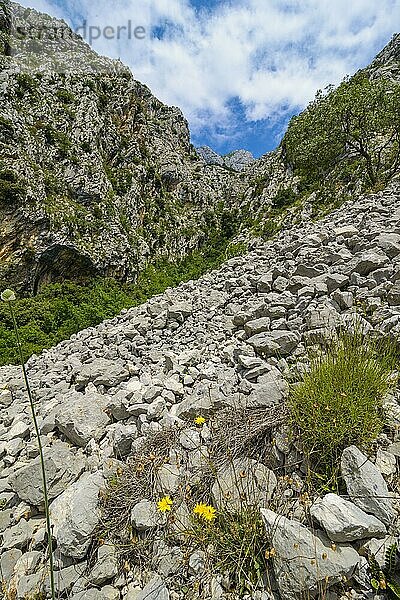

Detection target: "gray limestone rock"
[247, 330, 299, 356]
[341, 446, 396, 526]
[8, 441, 86, 506]
[359, 535, 400, 568]
[246, 367, 289, 407]
[15, 571, 45, 599]
[0, 508, 13, 532]
[131, 499, 166, 531]
[388, 280, 400, 305]
[261, 509, 359, 600]
[0, 548, 23, 582]
[376, 232, 400, 258]
[89, 544, 119, 585]
[135, 575, 170, 600]
[47, 562, 87, 595]
[50, 471, 105, 559]
[1, 518, 35, 550]
[244, 317, 271, 336]
[167, 302, 193, 323]
[55, 390, 111, 447]
[107, 422, 138, 457]
[352, 250, 389, 276]
[75, 359, 130, 389]
[334, 226, 359, 238]
[152, 541, 183, 576]
[310, 493, 386, 542]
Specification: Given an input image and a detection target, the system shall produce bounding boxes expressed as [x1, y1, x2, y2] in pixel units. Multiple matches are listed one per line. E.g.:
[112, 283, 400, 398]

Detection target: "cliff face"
[0, 1, 246, 292]
[2, 0, 400, 295]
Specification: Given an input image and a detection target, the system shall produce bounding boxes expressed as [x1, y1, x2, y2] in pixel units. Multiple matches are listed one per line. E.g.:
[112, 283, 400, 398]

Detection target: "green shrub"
[284, 74, 400, 190]
[288, 332, 397, 487]
[0, 115, 14, 140]
[251, 218, 278, 240]
[271, 187, 297, 210]
[56, 89, 75, 104]
[15, 73, 38, 98]
[33, 123, 73, 158]
[0, 170, 26, 203]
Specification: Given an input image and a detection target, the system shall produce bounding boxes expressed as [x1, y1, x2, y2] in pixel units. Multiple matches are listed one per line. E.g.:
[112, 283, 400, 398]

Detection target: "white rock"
[310, 493, 386, 542]
[131, 500, 166, 531]
[261, 509, 359, 600]
[341, 446, 395, 526]
[50, 471, 105, 559]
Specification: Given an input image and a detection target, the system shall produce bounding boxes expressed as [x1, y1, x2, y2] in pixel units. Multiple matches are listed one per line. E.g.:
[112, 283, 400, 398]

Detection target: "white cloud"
[15, 0, 400, 151]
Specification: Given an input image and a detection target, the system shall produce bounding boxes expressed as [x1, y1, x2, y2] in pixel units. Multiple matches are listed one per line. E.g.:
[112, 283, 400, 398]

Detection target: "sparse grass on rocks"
[185, 505, 272, 594]
[98, 409, 286, 596]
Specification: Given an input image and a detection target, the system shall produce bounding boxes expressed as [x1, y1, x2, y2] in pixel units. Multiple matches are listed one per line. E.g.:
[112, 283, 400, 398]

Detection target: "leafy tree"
[284, 74, 400, 188]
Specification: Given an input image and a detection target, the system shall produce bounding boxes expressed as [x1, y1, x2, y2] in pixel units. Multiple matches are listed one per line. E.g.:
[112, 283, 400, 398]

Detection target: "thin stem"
[9, 304, 56, 600]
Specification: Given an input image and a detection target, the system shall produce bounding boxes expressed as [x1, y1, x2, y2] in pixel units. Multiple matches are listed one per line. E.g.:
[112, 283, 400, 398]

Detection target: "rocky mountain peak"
[365, 32, 400, 80]
[197, 145, 255, 171]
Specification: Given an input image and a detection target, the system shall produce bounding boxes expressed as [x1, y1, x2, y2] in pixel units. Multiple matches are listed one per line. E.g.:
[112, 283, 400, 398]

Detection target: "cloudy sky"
[16, 0, 400, 156]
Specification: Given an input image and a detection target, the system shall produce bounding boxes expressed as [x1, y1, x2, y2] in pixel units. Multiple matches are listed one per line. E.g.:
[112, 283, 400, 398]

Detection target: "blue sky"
[16, 0, 400, 157]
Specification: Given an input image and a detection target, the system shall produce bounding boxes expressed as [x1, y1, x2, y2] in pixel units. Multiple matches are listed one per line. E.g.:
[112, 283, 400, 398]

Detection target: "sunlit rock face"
[0, 1, 248, 292]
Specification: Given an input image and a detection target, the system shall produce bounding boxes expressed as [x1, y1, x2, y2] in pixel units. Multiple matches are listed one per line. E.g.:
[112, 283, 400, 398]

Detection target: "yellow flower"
[194, 416, 206, 426]
[265, 547, 276, 560]
[193, 503, 216, 521]
[157, 496, 173, 512]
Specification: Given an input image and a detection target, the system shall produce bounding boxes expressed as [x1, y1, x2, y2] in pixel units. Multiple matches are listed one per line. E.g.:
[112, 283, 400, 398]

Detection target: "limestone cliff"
[0, 1, 246, 293]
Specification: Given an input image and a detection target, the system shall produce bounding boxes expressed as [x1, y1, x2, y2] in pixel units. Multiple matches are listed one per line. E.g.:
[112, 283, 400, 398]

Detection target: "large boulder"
[55, 390, 111, 447]
[247, 330, 299, 356]
[75, 358, 129, 389]
[8, 441, 86, 506]
[246, 367, 289, 408]
[341, 446, 396, 526]
[261, 509, 359, 600]
[212, 458, 277, 510]
[50, 471, 105, 559]
[310, 493, 386, 542]
[351, 250, 389, 276]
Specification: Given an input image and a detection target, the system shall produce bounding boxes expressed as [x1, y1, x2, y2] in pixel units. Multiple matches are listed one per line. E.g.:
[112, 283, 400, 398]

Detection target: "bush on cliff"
[284, 74, 400, 191]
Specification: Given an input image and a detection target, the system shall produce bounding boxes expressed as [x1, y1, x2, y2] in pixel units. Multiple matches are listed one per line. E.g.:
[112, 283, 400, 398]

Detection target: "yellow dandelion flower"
[193, 502, 207, 516]
[194, 416, 206, 426]
[193, 503, 216, 521]
[157, 496, 173, 512]
[203, 506, 216, 521]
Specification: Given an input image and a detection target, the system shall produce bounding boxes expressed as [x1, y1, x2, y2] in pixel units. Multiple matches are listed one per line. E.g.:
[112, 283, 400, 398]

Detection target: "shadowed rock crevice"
[33, 245, 99, 294]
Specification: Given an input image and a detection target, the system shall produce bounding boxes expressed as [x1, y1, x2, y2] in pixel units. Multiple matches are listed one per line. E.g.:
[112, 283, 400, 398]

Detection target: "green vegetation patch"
[288, 331, 398, 487]
[0, 170, 26, 204]
[284, 74, 400, 192]
[0, 233, 248, 366]
[186, 505, 271, 594]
